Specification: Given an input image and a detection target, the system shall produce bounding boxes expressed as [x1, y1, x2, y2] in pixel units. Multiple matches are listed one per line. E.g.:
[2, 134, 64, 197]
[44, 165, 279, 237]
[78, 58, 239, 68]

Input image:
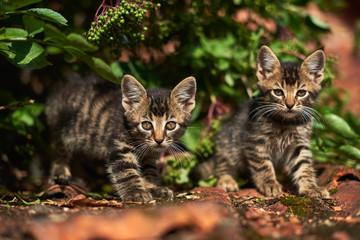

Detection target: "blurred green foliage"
[0, 0, 359, 192]
[312, 88, 360, 170]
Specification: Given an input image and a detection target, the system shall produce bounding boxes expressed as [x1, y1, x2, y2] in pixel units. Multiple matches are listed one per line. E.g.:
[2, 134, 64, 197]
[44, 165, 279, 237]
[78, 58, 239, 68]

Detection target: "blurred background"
[1, 0, 359, 194]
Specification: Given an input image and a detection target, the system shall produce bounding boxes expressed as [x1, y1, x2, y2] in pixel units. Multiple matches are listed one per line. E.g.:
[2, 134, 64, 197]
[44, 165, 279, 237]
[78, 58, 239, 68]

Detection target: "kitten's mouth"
[151, 145, 167, 151]
[281, 110, 298, 118]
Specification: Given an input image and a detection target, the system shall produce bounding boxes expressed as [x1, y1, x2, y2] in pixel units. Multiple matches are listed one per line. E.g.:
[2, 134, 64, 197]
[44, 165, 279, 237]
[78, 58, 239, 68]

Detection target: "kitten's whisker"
[172, 140, 205, 162]
[301, 107, 324, 124]
[170, 144, 192, 166]
[249, 104, 277, 116]
[249, 104, 269, 112]
[135, 144, 148, 161]
[304, 107, 326, 124]
[251, 106, 276, 121]
[256, 108, 276, 122]
[301, 109, 313, 123]
[169, 147, 184, 169]
[250, 106, 270, 119]
[267, 110, 278, 120]
[299, 111, 308, 123]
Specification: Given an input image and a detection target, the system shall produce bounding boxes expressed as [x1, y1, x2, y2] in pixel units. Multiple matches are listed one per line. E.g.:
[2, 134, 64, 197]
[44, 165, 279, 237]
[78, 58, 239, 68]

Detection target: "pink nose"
[155, 138, 164, 144]
[286, 103, 294, 109]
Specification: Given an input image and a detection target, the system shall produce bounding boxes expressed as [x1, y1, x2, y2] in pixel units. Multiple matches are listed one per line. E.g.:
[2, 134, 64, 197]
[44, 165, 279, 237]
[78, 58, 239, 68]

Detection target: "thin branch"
[278, 49, 306, 60]
[0, 99, 35, 110]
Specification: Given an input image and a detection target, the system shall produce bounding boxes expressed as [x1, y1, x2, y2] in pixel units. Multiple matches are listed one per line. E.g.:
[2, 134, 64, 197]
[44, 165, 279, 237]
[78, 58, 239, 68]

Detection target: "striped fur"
[199, 46, 329, 198]
[46, 74, 196, 202]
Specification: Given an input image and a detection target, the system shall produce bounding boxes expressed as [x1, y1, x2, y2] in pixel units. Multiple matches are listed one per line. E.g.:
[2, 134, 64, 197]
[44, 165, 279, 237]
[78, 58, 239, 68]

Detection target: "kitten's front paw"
[216, 174, 239, 192]
[48, 175, 71, 186]
[122, 190, 153, 202]
[258, 180, 282, 197]
[149, 186, 174, 200]
[48, 163, 72, 186]
[299, 187, 330, 199]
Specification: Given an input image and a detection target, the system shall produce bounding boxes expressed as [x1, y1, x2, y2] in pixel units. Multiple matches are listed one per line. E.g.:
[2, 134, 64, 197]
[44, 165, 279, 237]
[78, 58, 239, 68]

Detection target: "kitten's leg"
[246, 146, 282, 197]
[49, 144, 72, 186]
[288, 146, 329, 198]
[141, 156, 174, 200]
[215, 155, 239, 192]
[107, 143, 152, 202]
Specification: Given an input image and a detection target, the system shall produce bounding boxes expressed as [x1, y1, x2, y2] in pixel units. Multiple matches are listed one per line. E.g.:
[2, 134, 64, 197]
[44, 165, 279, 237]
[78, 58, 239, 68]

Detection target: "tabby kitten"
[206, 46, 329, 198]
[46, 74, 196, 202]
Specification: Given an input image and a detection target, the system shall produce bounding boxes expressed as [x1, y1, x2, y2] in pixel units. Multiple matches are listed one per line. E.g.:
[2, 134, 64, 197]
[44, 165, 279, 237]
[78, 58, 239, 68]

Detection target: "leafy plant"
[86, 0, 161, 47]
[0, 0, 117, 82]
[1, 0, 359, 192]
[312, 88, 360, 170]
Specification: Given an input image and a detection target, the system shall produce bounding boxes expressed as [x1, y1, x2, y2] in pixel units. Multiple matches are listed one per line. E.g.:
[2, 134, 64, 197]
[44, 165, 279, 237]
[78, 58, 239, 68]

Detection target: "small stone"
[332, 231, 352, 240]
[333, 206, 342, 211]
[289, 216, 300, 223]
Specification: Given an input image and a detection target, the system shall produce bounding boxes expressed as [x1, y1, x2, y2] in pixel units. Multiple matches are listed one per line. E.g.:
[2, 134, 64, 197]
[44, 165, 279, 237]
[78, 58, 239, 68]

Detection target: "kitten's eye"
[165, 121, 176, 130]
[273, 89, 284, 96]
[141, 121, 153, 130]
[297, 90, 307, 97]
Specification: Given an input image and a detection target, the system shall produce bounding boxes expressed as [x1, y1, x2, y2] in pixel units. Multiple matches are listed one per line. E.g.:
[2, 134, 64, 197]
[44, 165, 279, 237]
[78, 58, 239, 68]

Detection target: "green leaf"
[190, 97, 202, 122]
[23, 15, 44, 37]
[18, 197, 41, 206]
[0, 41, 51, 69]
[175, 169, 190, 184]
[0, 27, 28, 40]
[313, 121, 326, 131]
[224, 72, 235, 87]
[180, 122, 202, 152]
[64, 46, 118, 83]
[200, 35, 235, 59]
[338, 145, 360, 160]
[188, 46, 204, 59]
[0, 0, 41, 13]
[13, 111, 34, 126]
[45, 46, 63, 55]
[27, 103, 44, 117]
[345, 112, 360, 135]
[91, 57, 119, 83]
[324, 114, 359, 139]
[198, 176, 217, 187]
[216, 59, 230, 70]
[233, 0, 242, 5]
[21, 8, 68, 26]
[43, 24, 67, 45]
[306, 15, 330, 31]
[233, 50, 248, 61]
[0, 42, 11, 57]
[110, 61, 124, 79]
[66, 33, 98, 52]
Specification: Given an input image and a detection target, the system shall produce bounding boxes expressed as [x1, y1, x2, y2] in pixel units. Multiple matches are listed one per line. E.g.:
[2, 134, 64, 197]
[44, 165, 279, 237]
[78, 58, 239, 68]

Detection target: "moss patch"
[279, 196, 313, 217]
[328, 188, 338, 195]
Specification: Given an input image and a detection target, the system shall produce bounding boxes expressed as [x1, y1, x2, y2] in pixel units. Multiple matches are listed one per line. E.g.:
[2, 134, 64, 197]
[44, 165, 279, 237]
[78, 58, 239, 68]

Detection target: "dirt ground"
[1, 164, 359, 240]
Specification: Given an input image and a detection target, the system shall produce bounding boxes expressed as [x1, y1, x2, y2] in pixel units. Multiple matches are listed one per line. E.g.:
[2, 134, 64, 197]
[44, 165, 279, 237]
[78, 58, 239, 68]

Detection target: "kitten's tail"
[189, 157, 216, 182]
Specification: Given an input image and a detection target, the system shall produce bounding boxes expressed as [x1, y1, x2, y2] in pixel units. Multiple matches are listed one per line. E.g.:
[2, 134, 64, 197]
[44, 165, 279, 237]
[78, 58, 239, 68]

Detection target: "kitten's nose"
[286, 103, 294, 109]
[154, 138, 164, 144]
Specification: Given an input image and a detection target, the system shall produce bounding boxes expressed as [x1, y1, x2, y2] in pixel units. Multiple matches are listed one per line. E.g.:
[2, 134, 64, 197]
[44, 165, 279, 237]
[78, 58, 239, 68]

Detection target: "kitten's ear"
[171, 76, 197, 113]
[256, 45, 281, 81]
[300, 49, 325, 84]
[121, 75, 147, 111]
